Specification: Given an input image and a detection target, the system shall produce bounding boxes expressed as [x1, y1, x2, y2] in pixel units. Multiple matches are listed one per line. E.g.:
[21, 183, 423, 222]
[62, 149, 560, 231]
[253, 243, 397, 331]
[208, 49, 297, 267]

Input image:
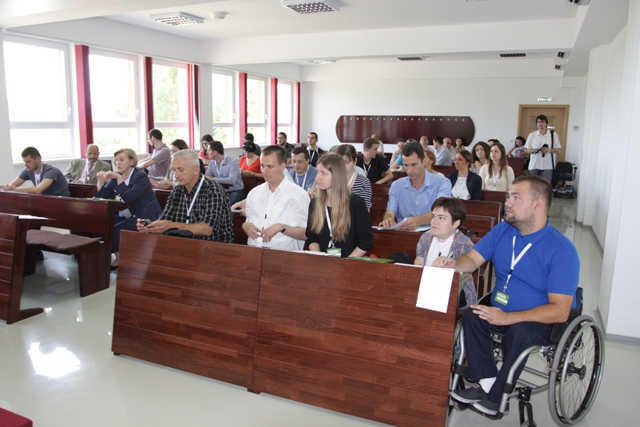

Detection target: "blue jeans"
[462, 308, 553, 403]
[529, 169, 553, 184]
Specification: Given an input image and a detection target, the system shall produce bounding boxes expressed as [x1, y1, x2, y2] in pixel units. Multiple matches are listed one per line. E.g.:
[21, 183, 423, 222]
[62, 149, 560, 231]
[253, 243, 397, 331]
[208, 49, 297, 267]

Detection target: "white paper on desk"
[416, 266, 454, 313]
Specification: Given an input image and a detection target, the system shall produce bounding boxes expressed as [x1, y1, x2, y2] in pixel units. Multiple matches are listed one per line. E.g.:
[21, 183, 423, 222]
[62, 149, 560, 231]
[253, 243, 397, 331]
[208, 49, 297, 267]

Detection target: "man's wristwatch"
[281, 224, 287, 234]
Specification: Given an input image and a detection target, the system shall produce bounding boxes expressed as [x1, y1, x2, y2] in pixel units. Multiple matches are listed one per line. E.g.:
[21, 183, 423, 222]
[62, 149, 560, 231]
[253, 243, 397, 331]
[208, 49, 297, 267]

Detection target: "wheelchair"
[449, 288, 605, 426]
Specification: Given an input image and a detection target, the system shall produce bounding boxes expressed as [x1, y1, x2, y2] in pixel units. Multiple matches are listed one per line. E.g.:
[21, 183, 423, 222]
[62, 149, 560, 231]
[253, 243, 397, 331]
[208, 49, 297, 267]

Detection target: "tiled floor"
[0, 198, 637, 427]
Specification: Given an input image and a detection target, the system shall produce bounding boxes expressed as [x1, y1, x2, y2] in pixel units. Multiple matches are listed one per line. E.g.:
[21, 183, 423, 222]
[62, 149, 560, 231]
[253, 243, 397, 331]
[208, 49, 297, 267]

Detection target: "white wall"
[300, 60, 582, 161]
[0, 33, 13, 184]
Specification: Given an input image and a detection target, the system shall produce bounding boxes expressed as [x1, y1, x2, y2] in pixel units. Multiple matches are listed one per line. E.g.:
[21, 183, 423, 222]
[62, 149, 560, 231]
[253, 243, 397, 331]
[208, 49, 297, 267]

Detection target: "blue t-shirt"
[289, 165, 317, 192]
[474, 221, 579, 312]
[18, 163, 70, 197]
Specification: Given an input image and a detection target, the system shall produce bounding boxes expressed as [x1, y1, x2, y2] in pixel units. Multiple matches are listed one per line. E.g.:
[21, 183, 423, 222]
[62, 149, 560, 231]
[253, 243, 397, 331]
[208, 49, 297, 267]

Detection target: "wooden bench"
[0, 192, 127, 298]
[482, 190, 507, 203]
[113, 231, 462, 427]
[370, 183, 390, 225]
[68, 183, 96, 198]
[509, 157, 527, 177]
[153, 189, 171, 210]
[0, 213, 53, 324]
[241, 175, 265, 196]
[462, 199, 503, 222]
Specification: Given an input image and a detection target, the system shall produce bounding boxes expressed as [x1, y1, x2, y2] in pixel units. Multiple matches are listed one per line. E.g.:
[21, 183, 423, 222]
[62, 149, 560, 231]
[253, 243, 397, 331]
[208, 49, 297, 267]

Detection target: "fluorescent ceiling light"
[308, 59, 336, 64]
[151, 12, 204, 26]
[283, 1, 340, 14]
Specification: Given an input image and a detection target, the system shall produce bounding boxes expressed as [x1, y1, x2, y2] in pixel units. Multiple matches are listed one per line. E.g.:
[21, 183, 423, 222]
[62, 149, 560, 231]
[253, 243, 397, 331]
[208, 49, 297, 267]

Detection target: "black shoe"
[472, 397, 509, 416]
[450, 384, 486, 404]
[36, 250, 44, 262]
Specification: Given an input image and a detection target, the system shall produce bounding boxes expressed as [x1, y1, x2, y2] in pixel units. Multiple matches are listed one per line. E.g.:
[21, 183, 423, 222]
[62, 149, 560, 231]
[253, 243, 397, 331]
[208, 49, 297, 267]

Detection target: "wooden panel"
[252, 250, 459, 427]
[336, 115, 475, 147]
[508, 157, 527, 177]
[233, 212, 248, 245]
[369, 229, 422, 259]
[462, 200, 503, 222]
[482, 190, 507, 203]
[68, 183, 96, 198]
[370, 184, 390, 225]
[112, 232, 263, 388]
[153, 189, 171, 211]
[465, 215, 495, 238]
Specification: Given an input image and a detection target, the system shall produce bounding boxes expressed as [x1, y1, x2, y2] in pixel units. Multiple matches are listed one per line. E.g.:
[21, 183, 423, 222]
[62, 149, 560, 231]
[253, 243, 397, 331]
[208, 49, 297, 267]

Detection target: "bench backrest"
[68, 183, 96, 198]
[462, 199, 502, 222]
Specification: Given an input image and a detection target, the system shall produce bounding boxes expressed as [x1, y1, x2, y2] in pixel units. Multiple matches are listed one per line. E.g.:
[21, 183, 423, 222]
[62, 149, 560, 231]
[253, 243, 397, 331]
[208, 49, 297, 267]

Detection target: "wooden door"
[517, 105, 569, 163]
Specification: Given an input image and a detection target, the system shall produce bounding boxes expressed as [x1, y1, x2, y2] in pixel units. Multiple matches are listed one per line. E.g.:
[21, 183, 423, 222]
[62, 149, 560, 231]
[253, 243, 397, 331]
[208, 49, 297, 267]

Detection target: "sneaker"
[472, 397, 509, 416]
[450, 384, 486, 404]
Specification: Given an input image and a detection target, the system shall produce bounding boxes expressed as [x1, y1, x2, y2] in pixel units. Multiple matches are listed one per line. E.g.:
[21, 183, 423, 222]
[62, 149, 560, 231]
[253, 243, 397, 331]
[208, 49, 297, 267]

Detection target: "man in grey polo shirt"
[204, 140, 245, 205]
[1, 146, 70, 197]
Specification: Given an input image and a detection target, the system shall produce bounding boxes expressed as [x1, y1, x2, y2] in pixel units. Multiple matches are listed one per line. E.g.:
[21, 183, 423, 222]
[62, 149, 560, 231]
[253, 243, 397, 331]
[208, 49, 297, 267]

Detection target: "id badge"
[495, 291, 509, 306]
[327, 247, 341, 257]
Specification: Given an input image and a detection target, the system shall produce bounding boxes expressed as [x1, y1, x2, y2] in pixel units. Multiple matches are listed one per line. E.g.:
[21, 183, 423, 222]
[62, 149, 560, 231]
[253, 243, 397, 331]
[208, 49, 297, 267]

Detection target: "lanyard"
[215, 156, 225, 176]
[504, 236, 532, 293]
[296, 171, 307, 189]
[185, 176, 205, 224]
[492, 170, 498, 190]
[348, 172, 356, 187]
[325, 205, 334, 248]
[363, 160, 372, 176]
[308, 149, 316, 164]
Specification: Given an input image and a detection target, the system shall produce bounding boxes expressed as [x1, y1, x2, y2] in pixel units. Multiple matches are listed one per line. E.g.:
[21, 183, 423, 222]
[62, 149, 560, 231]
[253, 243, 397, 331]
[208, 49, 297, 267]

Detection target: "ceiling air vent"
[397, 57, 424, 61]
[500, 53, 526, 58]
[283, 1, 339, 14]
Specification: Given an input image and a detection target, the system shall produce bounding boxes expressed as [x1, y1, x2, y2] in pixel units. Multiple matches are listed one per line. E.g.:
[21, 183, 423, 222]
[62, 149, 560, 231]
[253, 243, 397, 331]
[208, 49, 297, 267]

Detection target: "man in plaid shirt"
[137, 149, 234, 243]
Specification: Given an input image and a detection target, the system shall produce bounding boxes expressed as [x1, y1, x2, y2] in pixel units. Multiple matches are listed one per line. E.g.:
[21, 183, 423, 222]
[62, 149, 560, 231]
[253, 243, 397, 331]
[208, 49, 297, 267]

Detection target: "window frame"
[246, 74, 269, 145]
[211, 68, 237, 146]
[151, 58, 190, 143]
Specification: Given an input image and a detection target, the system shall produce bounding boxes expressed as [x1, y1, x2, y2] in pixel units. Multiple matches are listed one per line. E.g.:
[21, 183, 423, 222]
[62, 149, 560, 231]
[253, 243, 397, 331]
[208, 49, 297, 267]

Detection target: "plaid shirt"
[159, 175, 234, 243]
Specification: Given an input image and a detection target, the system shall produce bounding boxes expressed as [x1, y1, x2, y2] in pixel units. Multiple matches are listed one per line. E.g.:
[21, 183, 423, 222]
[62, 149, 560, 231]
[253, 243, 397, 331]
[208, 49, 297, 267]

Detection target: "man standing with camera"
[524, 114, 562, 184]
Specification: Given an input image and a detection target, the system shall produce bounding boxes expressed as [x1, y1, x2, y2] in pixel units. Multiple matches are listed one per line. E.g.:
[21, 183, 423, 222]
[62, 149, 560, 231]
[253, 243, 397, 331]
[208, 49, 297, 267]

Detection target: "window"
[247, 76, 267, 144]
[277, 81, 295, 142]
[3, 36, 74, 161]
[153, 60, 189, 144]
[89, 49, 142, 155]
[211, 70, 235, 145]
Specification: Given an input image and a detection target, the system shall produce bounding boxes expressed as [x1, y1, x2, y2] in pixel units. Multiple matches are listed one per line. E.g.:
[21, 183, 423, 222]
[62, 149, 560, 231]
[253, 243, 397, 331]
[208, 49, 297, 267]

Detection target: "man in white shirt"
[524, 115, 562, 184]
[242, 145, 310, 251]
[64, 144, 111, 184]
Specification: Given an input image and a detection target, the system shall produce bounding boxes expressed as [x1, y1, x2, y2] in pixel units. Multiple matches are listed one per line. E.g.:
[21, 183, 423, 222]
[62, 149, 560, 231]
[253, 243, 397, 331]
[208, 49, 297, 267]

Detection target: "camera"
[536, 144, 549, 157]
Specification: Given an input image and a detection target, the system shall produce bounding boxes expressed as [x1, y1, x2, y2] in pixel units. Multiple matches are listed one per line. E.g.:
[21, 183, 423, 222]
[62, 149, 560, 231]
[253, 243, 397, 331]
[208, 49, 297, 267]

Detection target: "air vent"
[397, 57, 424, 61]
[557, 51, 571, 59]
[283, 1, 339, 14]
[151, 12, 204, 26]
[308, 59, 336, 64]
[500, 53, 526, 58]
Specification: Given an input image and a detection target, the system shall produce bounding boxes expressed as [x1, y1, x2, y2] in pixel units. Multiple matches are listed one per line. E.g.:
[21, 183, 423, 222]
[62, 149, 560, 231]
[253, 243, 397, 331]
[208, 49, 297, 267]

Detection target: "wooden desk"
[0, 191, 128, 297]
[112, 232, 263, 388]
[0, 213, 52, 324]
[113, 234, 462, 427]
[509, 157, 526, 177]
[68, 183, 96, 198]
[253, 250, 460, 427]
[462, 199, 502, 222]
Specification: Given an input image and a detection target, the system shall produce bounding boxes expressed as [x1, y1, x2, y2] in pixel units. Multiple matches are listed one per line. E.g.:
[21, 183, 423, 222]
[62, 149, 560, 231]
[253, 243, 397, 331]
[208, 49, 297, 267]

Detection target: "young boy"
[414, 197, 476, 308]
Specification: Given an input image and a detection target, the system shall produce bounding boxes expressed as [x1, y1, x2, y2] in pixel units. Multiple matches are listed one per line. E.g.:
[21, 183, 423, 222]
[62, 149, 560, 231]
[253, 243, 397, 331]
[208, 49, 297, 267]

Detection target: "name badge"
[495, 291, 509, 306]
[327, 247, 341, 257]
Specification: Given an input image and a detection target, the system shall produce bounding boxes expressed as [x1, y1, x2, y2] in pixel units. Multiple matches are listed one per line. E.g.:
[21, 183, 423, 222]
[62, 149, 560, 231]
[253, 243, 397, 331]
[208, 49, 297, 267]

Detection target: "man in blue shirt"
[380, 141, 451, 231]
[434, 175, 580, 417]
[1, 146, 70, 197]
[289, 146, 317, 192]
[204, 140, 245, 206]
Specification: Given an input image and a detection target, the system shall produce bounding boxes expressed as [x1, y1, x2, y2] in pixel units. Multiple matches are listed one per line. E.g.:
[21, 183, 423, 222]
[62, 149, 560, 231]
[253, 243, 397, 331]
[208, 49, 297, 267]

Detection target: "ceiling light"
[397, 57, 424, 61]
[151, 12, 204, 26]
[308, 59, 336, 64]
[283, 1, 340, 14]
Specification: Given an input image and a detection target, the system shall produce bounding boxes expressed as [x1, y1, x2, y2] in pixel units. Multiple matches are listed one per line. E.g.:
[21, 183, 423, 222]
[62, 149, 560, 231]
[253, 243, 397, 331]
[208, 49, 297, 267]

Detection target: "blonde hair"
[114, 148, 138, 165]
[310, 154, 351, 243]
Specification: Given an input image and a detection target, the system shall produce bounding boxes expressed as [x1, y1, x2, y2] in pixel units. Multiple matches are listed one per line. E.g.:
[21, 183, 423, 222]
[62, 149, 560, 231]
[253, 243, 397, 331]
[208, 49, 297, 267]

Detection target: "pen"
[445, 252, 454, 264]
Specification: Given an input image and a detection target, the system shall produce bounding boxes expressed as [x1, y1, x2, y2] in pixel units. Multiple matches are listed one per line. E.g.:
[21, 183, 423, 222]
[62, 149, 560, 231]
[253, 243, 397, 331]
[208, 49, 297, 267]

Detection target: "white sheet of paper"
[416, 266, 455, 313]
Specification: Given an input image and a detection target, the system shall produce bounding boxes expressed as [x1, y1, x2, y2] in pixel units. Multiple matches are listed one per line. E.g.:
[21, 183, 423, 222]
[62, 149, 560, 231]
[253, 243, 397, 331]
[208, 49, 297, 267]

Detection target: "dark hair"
[536, 115, 549, 124]
[487, 139, 500, 145]
[362, 137, 379, 150]
[148, 128, 162, 141]
[292, 145, 309, 160]
[278, 132, 287, 139]
[431, 197, 467, 227]
[21, 146, 41, 159]
[396, 138, 407, 144]
[472, 141, 490, 163]
[515, 136, 526, 146]
[456, 150, 473, 165]
[201, 134, 214, 143]
[244, 133, 254, 142]
[243, 141, 257, 153]
[208, 140, 224, 155]
[170, 139, 189, 151]
[262, 145, 287, 165]
[335, 144, 357, 162]
[308, 132, 318, 140]
[401, 141, 425, 160]
[512, 175, 552, 211]
[434, 136, 444, 145]
[488, 143, 507, 178]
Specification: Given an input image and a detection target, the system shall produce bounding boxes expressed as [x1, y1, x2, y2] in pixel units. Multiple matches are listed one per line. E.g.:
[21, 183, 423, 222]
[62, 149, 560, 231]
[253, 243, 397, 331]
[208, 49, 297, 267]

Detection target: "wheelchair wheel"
[548, 315, 605, 426]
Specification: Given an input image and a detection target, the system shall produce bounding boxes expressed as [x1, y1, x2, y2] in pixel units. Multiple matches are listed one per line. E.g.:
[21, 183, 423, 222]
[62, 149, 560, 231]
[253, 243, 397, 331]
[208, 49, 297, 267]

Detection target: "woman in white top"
[446, 151, 482, 200]
[480, 143, 515, 192]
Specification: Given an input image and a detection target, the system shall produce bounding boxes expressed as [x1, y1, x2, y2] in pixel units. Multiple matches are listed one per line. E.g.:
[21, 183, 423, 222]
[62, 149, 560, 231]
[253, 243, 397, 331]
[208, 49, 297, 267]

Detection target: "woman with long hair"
[471, 141, 490, 174]
[480, 143, 515, 191]
[306, 154, 373, 257]
[424, 149, 444, 176]
[447, 150, 482, 200]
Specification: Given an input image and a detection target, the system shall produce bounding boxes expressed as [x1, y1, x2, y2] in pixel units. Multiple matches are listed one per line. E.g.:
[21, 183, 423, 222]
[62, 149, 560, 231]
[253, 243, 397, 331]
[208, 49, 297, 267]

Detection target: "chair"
[450, 288, 605, 426]
[553, 162, 577, 199]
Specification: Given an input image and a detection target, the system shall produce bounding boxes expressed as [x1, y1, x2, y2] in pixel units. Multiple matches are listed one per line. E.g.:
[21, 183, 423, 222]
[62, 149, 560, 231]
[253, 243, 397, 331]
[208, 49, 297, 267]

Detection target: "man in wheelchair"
[433, 175, 580, 417]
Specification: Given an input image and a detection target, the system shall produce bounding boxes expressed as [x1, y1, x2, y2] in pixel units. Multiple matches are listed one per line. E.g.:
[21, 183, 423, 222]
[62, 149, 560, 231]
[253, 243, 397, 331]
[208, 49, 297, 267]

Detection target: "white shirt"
[245, 177, 310, 251]
[452, 175, 470, 200]
[425, 233, 455, 267]
[525, 129, 561, 170]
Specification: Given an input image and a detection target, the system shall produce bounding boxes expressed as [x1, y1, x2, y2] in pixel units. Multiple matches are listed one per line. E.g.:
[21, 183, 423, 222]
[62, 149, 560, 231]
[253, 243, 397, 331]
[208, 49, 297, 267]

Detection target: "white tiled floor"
[0, 198, 637, 427]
